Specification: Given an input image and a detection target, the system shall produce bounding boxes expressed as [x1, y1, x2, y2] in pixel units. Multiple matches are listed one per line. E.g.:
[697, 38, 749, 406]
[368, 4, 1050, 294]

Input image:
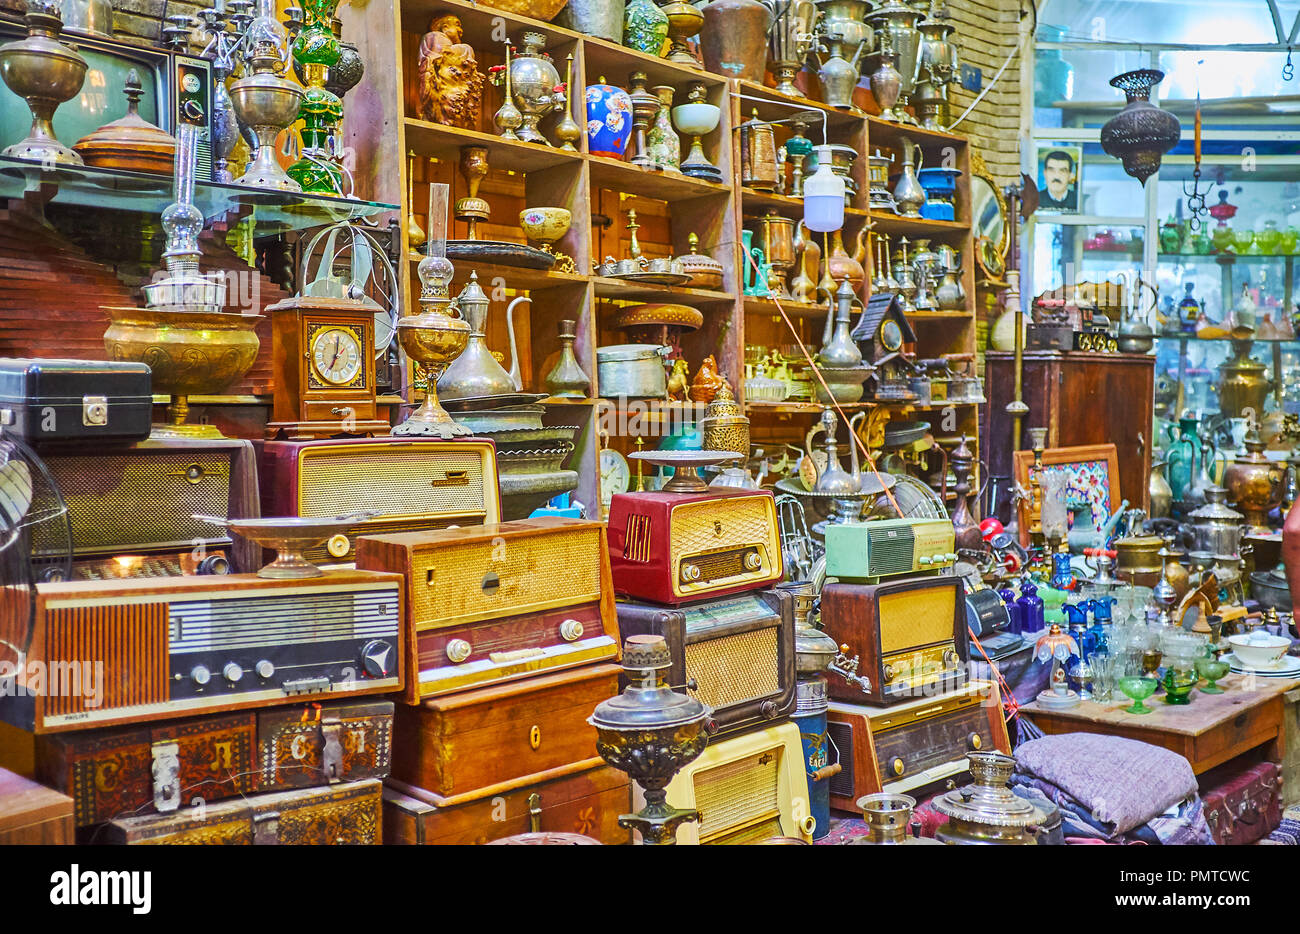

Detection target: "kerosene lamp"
[229, 0, 304, 191]
[589, 635, 712, 845]
[0, 0, 87, 165]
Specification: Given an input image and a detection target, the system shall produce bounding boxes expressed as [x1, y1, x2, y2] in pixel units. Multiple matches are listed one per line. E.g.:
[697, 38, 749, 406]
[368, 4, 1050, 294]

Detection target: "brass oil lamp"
[0, 0, 88, 166]
[229, 0, 304, 191]
[589, 635, 712, 845]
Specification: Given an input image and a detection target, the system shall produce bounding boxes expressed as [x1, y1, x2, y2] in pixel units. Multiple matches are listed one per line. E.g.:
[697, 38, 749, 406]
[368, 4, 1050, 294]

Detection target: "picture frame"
[1036, 144, 1082, 214]
[1012, 443, 1121, 547]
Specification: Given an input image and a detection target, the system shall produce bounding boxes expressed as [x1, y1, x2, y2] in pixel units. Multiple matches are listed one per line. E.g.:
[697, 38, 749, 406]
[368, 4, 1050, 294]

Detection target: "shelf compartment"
[407, 253, 588, 290]
[589, 155, 731, 201]
[403, 118, 583, 173]
[593, 276, 734, 305]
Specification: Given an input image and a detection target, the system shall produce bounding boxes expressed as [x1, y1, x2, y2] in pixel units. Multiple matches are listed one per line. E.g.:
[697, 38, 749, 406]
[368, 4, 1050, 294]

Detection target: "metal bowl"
[195, 513, 375, 578]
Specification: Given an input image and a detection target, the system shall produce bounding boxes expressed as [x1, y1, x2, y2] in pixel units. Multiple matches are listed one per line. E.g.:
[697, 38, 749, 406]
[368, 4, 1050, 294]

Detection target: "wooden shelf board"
[588, 154, 731, 201]
[407, 253, 588, 289]
[581, 35, 729, 92]
[739, 188, 868, 219]
[403, 118, 583, 173]
[592, 276, 734, 304]
[867, 211, 969, 237]
[906, 310, 975, 319]
[743, 296, 830, 317]
[867, 117, 969, 149]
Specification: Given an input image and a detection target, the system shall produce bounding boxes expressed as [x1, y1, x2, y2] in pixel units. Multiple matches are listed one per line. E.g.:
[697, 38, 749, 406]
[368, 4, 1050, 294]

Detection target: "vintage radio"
[823, 517, 957, 582]
[606, 487, 782, 605]
[36, 701, 393, 826]
[0, 571, 403, 734]
[822, 575, 968, 705]
[384, 765, 630, 845]
[0, 766, 73, 844]
[31, 437, 260, 578]
[103, 778, 382, 845]
[640, 720, 814, 844]
[259, 437, 500, 566]
[826, 680, 1010, 811]
[356, 518, 618, 701]
[614, 589, 795, 736]
[390, 663, 616, 805]
[0, 358, 152, 446]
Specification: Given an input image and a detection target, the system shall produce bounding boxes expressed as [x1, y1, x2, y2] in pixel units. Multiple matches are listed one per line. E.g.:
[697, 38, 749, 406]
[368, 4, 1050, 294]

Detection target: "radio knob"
[680, 563, 702, 583]
[326, 534, 351, 559]
[968, 732, 983, 751]
[882, 664, 896, 681]
[255, 660, 275, 679]
[945, 552, 958, 563]
[361, 640, 395, 677]
[190, 665, 211, 686]
[891, 757, 905, 776]
[760, 700, 778, 719]
[197, 554, 230, 575]
[445, 639, 472, 664]
[918, 555, 932, 566]
[743, 551, 762, 571]
[223, 662, 243, 683]
[943, 649, 958, 666]
[559, 619, 584, 642]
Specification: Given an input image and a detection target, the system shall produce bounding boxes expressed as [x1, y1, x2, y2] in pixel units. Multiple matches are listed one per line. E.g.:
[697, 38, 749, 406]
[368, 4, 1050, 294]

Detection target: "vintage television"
[0, 22, 215, 179]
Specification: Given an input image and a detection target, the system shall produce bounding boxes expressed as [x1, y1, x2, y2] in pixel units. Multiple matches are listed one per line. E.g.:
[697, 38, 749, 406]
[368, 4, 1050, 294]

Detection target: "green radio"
[823, 518, 957, 582]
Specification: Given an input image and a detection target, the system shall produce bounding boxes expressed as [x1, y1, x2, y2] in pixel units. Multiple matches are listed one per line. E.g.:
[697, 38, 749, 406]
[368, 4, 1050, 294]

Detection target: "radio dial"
[445, 639, 472, 664]
[190, 665, 211, 686]
[743, 551, 762, 571]
[882, 664, 896, 681]
[680, 563, 702, 584]
[197, 555, 230, 575]
[891, 757, 905, 776]
[256, 660, 275, 679]
[362, 640, 395, 677]
[223, 662, 243, 683]
[326, 534, 351, 559]
[943, 649, 958, 666]
[968, 732, 983, 750]
[559, 619, 584, 642]
[760, 700, 778, 719]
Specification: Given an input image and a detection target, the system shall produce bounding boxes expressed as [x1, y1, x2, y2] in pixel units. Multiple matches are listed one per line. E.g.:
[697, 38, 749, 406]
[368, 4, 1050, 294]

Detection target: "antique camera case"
[0, 358, 152, 446]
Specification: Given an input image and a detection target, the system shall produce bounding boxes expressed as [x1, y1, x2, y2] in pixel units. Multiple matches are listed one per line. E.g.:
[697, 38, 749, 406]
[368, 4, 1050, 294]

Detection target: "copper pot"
[1114, 535, 1164, 589]
[700, 0, 773, 83]
[1223, 433, 1281, 530]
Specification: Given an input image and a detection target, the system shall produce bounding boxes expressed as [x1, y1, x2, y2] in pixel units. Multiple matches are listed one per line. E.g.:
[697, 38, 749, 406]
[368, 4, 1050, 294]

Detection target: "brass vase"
[765, 0, 817, 96]
[662, 1, 704, 68]
[0, 0, 88, 166]
[1223, 432, 1282, 530]
[1217, 339, 1272, 420]
[393, 252, 472, 438]
[544, 319, 591, 399]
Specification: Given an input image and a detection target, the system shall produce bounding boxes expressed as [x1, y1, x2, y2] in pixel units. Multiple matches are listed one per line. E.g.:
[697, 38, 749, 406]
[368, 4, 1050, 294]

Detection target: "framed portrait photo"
[1036, 144, 1082, 214]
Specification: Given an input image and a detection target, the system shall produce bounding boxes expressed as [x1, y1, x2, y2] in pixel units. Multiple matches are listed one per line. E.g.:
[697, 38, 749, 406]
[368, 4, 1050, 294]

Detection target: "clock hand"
[329, 333, 344, 369]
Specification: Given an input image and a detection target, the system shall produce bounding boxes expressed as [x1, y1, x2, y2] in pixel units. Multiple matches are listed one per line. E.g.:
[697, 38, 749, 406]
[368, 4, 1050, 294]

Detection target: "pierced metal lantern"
[1100, 69, 1180, 185]
[589, 635, 711, 845]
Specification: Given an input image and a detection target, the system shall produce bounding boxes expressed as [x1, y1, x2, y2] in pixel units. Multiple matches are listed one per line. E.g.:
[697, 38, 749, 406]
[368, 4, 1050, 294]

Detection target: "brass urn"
[1223, 431, 1282, 529]
[0, 0, 88, 165]
[1217, 339, 1272, 421]
[701, 381, 750, 459]
[393, 251, 472, 438]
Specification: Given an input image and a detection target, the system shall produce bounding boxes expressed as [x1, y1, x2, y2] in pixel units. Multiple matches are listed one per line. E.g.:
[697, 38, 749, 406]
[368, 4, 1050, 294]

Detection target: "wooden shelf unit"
[344, 0, 980, 511]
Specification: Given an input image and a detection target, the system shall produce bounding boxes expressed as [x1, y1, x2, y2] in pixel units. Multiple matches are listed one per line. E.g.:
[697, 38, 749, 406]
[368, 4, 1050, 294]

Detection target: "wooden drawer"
[383, 766, 630, 845]
[0, 767, 73, 844]
[391, 662, 618, 805]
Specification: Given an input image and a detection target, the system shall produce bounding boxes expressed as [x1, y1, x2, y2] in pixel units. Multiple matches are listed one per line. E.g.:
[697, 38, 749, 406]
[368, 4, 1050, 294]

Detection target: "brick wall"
[946, 0, 1026, 189]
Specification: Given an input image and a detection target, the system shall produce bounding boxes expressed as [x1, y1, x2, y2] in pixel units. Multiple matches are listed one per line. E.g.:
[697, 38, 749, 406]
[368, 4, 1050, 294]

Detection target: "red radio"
[605, 452, 782, 606]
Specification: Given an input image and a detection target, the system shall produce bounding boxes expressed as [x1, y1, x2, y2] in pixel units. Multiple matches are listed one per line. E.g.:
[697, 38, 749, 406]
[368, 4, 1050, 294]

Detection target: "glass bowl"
[1119, 675, 1158, 714]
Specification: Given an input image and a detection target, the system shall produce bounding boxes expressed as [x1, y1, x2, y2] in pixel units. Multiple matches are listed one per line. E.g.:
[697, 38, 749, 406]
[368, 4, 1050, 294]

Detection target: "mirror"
[969, 150, 1009, 285]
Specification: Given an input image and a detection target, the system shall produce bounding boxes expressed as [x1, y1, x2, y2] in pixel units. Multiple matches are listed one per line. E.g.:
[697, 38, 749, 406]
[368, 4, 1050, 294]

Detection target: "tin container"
[596, 344, 669, 399]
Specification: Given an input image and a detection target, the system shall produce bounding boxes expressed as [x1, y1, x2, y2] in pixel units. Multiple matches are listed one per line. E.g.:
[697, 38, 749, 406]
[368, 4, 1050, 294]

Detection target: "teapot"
[1066, 498, 1130, 554]
[814, 33, 868, 110]
[437, 275, 528, 399]
[890, 136, 926, 218]
[804, 406, 870, 494]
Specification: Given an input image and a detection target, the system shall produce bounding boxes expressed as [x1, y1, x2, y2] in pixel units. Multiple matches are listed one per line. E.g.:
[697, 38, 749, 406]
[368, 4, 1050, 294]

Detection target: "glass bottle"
[1177, 282, 1200, 333]
[1016, 579, 1044, 632]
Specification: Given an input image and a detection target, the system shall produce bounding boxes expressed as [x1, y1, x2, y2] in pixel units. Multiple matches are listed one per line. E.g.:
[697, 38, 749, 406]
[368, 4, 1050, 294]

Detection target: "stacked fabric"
[1013, 733, 1213, 845]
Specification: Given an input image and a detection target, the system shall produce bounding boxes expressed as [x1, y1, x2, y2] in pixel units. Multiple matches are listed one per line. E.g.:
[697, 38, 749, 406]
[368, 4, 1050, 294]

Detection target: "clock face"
[880, 319, 904, 353]
[599, 448, 630, 511]
[310, 326, 364, 387]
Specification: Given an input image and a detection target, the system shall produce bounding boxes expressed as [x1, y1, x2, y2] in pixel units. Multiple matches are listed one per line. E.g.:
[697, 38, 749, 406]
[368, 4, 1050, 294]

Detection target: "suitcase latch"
[321, 718, 344, 783]
[151, 742, 181, 813]
[253, 812, 281, 845]
[528, 793, 543, 833]
[82, 395, 108, 427]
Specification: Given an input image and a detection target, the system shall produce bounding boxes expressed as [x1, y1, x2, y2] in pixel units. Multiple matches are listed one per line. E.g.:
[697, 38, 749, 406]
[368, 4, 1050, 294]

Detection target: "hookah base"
[3, 139, 84, 167]
[617, 805, 700, 846]
[234, 165, 303, 194]
[1036, 688, 1081, 710]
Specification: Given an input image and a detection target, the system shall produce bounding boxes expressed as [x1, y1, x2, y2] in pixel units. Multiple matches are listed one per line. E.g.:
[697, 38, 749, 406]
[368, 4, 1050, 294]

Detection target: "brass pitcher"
[891, 136, 926, 217]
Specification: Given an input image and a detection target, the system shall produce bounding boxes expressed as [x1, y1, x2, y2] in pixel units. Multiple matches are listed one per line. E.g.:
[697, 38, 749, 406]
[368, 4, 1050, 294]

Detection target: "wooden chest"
[0, 766, 73, 844]
[383, 766, 630, 845]
[104, 779, 382, 845]
[391, 663, 617, 805]
[37, 700, 393, 826]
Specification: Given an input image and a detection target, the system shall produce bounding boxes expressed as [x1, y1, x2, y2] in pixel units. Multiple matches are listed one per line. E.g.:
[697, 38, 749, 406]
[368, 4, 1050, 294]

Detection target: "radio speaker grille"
[878, 586, 956, 654]
[412, 526, 604, 626]
[867, 525, 916, 576]
[669, 497, 777, 563]
[298, 447, 489, 519]
[36, 452, 233, 556]
[827, 720, 855, 799]
[44, 603, 169, 717]
[685, 627, 780, 709]
[691, 547, 748, 582]
[693, 745, 781, 842]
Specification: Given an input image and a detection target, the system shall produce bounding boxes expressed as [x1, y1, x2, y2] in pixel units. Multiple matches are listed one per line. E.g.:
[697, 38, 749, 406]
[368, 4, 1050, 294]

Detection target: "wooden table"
[1022, 674, 1300, 777]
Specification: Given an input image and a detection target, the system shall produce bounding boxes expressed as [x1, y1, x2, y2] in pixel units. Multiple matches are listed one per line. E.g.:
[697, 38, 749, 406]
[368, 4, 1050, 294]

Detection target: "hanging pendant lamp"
[1100, 69, 1181, 185]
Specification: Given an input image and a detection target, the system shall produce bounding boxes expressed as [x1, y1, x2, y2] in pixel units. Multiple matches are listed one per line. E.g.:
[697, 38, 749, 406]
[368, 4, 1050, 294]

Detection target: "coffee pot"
[804, 406, 869, 494]
[437, 272, 527, 399]
[890, 136, 926, 217]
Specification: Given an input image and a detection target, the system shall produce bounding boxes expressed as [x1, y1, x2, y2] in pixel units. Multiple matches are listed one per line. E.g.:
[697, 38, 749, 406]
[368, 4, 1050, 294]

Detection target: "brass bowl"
[519, 207, 572, 246]
[396, 313, 471, 365]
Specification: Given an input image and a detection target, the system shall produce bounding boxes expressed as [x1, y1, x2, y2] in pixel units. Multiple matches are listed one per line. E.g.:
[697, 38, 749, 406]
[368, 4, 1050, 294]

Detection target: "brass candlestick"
[626, 208, 643, 259]
[627, 71, 660, 168]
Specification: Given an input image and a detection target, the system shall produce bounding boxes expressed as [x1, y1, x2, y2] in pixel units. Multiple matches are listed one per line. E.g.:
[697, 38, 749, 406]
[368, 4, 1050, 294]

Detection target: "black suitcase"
[0, 358, 152, 445]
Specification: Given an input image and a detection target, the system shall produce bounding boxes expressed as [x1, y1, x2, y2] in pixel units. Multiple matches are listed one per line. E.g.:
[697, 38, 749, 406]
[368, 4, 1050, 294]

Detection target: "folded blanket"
[1015, 733, 1198, 835]
[1011, 774, 1212, 844]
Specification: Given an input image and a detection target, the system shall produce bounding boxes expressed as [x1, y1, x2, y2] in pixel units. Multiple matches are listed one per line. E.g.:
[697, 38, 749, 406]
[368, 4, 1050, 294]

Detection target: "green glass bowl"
[1119, 675, 1158, 714]
[1163, 668, 1196, 705]
[1195, 655, 1230, 694]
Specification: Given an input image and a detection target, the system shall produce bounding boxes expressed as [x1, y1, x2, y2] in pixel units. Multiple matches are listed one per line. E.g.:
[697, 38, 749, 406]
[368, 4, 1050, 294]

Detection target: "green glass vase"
[287, 0, 345, 194]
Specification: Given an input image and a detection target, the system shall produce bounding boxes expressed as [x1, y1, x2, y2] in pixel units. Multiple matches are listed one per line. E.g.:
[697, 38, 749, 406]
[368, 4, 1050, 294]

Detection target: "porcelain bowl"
[1228, 631, 1291, 669]
[519, 207, 572, 244]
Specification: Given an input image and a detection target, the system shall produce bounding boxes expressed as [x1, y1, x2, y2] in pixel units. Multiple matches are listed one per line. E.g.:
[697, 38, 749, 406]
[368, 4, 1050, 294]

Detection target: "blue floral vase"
[623, 0, 669, 56]
[586, 79, 634, 158]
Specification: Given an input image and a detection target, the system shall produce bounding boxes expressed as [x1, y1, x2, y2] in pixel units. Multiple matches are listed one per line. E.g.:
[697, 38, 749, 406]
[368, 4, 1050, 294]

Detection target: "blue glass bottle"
[1050, 551, 1076, 592]
[1016, 580, 1044, 633]
[999, 586, 1023, 635]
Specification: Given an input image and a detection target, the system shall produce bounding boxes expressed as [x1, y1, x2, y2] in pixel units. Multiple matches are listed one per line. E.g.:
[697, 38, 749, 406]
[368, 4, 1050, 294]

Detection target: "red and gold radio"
[257, 437, 500, 565]
[606, 452, 782, 606]
[356, 517, 620, 701]
[821, 575, 968, 705]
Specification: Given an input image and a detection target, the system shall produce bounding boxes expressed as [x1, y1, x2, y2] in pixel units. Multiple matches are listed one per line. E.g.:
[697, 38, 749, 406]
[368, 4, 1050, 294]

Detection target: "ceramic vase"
[586, 78, 634, 158]
[645, 85, 680, 172]
[623, 0, 669, 56]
